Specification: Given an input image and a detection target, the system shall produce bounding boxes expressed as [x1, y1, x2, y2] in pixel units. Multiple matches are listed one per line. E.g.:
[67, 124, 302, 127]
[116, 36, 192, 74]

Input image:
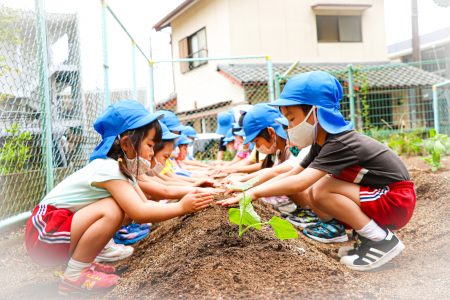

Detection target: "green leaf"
[241, 202, 261, 230]
[228, 208, 241, 226]
[268, 216, 298, 240]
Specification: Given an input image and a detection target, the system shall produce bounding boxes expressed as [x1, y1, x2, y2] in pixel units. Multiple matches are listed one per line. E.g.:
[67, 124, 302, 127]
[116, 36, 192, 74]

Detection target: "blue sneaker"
[302, 219, 348, 243]
[286, 208, 319, 228]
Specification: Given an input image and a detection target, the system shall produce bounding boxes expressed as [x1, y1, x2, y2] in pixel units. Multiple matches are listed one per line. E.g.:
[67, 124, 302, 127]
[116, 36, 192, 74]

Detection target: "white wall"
[171, 0, 245, 112]
[227, 0, 388, 62]
[169, 0, 389, 112]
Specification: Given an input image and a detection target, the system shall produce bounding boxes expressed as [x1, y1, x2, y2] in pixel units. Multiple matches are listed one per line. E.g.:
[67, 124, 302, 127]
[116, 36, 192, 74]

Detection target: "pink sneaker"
[91, 262, 116, 274]
[58, 267, 119, 295]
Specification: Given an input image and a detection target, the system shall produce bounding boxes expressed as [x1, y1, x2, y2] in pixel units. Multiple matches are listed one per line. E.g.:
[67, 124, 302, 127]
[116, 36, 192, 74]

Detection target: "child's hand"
[180, 190, 213, 214]
[216, 190, 254, 206]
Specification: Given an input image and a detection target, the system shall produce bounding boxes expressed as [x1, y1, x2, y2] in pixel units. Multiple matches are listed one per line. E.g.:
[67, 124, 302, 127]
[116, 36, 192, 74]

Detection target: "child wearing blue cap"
[219, 71, 416, 271]
[139, 123, 219, 199]
[215, 110, 234, 161]
[24, 100, 214, 294]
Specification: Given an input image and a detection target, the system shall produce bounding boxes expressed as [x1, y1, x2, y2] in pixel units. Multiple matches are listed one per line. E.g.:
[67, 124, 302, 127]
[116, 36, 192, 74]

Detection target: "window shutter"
[179, 37, 189, 73]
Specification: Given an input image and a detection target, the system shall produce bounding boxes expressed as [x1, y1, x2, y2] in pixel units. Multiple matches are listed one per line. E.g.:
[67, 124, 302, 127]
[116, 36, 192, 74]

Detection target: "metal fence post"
[100, 0, 110, 107]
[148, 60, 155, 113]
[432, 85, 440, 134]
[35, 0, 54, 193]
[131, 40, 137, 100]
[347, 64, 357, 128]
[274, 74, 281, 99]
[266, 55, 275, 102]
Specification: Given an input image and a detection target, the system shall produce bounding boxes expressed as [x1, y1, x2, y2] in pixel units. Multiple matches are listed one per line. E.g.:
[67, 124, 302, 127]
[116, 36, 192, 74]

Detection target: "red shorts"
[25, 204, 73, 267]
[359, 181, 416, 230]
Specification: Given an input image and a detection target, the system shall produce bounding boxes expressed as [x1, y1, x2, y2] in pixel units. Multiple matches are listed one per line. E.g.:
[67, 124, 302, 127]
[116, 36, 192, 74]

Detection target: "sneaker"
[338, 231, 359, 258]
[286, 208, 319, 228]
[91, 262, 116, 274]
[58, 268, 119, 295]
[95, 239, 134, 263]
[302, 219, 349, 243]
[340, 229, 405, 271]
[276, 202, 297, 214]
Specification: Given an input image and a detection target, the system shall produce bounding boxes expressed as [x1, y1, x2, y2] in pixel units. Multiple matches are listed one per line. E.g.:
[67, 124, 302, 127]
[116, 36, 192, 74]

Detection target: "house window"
[316, 15, 362, 42]
[179, 27, 208, 73]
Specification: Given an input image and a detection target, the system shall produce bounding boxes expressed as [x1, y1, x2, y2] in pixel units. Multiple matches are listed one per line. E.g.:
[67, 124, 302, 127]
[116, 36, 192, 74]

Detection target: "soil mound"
[108, 201, 371, 299]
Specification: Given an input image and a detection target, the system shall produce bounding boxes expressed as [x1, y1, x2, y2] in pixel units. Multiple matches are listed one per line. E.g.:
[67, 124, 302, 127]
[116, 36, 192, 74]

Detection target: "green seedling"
[228, 192, 298, 240]
[422, 130, 450, 172]
[226, 177, 259, 192]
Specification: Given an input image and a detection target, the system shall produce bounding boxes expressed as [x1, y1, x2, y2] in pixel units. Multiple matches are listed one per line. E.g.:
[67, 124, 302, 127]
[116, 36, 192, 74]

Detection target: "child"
[139, 122, 219, 199]
[218, 71, 416, 271]
[25, 100, 213, 294]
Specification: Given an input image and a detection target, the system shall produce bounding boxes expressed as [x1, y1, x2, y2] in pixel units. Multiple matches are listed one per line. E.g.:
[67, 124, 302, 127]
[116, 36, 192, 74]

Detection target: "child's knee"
[103, 198, 125, 224]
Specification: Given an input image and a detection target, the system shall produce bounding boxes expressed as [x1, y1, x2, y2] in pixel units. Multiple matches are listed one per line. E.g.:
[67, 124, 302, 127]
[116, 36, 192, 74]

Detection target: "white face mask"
[124, 154, 151, 176]
[256, 133, 277, 155]
[287, 107, 317, 148]
[152, 159, 165, 175]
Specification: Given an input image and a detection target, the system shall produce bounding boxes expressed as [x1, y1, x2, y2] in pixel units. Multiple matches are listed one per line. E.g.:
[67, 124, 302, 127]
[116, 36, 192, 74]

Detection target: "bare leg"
[69, 197, 124, 263]
[310, 176, 370, 230]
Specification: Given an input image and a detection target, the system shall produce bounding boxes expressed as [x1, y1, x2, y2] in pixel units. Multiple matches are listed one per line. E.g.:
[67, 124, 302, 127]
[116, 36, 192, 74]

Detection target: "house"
[388, 26, 450, 79]
[154, 0, 449, 133]
[154, 0, 388, 111]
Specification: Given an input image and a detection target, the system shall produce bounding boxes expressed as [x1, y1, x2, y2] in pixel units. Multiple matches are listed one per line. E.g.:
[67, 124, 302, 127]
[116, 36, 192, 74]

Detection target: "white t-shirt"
[40, 158, 136, 212]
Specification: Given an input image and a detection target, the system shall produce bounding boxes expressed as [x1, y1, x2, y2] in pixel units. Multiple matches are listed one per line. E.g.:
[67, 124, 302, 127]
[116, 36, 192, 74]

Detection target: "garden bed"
[0, 157, 449, 299]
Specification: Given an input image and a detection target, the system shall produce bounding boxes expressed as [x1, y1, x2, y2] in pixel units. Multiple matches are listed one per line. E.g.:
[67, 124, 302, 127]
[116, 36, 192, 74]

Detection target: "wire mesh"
[153, 57, 272, 161]
[278, 59, 450, 134]
[0, 1, 104, 221]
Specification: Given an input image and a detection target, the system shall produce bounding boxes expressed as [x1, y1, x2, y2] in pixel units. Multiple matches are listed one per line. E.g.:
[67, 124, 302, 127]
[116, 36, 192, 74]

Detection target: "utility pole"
[411, 0, 421, 65]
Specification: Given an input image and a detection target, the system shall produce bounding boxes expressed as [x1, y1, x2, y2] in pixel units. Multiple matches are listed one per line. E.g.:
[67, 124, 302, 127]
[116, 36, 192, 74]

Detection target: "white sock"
[356, 219, 387, 242]
[63, 258, 92, 281]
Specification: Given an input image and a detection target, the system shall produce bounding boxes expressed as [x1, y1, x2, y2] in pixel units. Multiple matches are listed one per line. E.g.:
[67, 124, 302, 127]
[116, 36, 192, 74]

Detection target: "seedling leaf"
[268, 216, 298, 240]
[228, 208, 241, 226]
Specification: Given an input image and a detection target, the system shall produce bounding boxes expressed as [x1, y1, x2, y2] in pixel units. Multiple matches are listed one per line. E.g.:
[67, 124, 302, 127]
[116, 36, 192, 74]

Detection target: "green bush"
[0, 123, 32, 174]
[421, 130, 450, 172]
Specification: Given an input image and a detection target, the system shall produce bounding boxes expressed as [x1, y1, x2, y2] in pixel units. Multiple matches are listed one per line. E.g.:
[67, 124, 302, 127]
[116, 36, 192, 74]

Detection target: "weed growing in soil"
[227, 192, 298, 240]
[422, 130, 450, 171]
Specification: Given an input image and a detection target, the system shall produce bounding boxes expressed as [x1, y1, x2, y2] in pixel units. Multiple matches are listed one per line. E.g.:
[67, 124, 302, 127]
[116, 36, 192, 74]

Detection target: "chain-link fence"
[0, 1, 105, 223]
[274, 59, 450, 136]
[1, 0, 449, 227]
[152, 56, 275, 161]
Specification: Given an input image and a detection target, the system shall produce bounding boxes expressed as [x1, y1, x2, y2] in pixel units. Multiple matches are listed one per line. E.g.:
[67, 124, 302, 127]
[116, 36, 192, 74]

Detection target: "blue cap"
[215, 110, 234, 135]
[90, 100, 163, 161]
[222, 128, 235, 145]
[160, 121, 180, 140]
[157, 110, 186, 132]
[269, 71, 353, 134]
[275, 117, 288, 127]
[242, 103, 287, 145]
[235, 128, 246, 137]
[182, 125, 198, 138]
[175, 134, 192, 147]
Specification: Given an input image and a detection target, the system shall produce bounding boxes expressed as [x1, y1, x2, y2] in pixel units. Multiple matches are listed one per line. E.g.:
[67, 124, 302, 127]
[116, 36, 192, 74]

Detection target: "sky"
[2, 0, 450, 101]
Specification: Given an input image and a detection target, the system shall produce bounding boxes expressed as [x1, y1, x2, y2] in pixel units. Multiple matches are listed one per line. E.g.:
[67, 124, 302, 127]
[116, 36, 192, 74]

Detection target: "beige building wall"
[171, 0, 245, 112]
[169, 0, 389, 112]
[227, 0, 388, 62]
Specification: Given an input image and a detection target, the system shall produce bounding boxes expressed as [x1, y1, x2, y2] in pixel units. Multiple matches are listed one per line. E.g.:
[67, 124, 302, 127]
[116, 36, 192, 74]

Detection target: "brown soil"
[0, 158, 449, 299]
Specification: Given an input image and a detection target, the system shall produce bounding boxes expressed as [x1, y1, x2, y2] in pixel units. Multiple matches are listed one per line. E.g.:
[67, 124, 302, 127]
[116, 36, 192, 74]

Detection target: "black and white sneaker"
[340, 229, 405, 271]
